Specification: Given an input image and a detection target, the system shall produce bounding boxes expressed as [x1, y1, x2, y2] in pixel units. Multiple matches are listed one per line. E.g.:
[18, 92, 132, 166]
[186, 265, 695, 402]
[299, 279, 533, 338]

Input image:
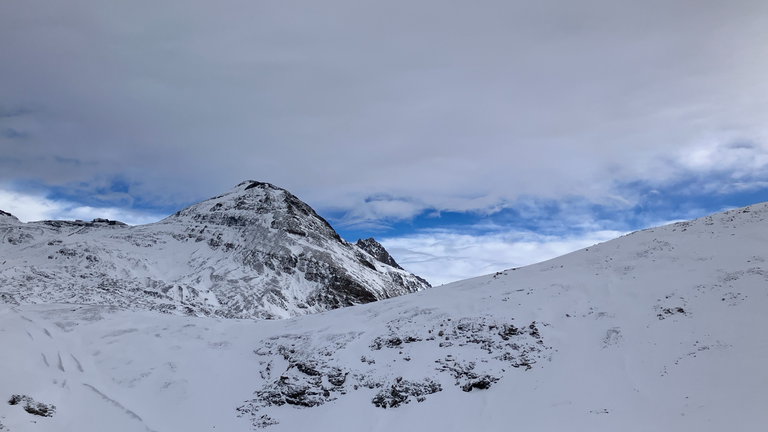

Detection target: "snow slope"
[1, 203, 768, 431]
[0, 181, 430, 320]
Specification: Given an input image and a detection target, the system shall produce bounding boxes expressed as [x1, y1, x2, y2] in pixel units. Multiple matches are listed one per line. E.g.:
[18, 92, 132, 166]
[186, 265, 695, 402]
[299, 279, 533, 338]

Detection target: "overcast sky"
[2, 0, 768, 284]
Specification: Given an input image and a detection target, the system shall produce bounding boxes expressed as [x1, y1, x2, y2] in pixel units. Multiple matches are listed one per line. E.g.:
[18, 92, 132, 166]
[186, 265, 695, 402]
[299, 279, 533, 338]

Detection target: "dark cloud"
[1, 0, 767, 219]
[1, 128, 27, 139]
[727, 142, 757, 150]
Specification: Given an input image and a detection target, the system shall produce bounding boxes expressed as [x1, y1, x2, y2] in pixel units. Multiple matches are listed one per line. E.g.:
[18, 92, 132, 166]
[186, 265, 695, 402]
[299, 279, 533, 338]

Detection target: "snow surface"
[2, 203, 768, 431]
[0, 181, 429, 320]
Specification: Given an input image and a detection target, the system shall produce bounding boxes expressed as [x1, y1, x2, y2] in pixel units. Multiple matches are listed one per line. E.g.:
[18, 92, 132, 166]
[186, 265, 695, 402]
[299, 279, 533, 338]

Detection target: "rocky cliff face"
[0, 181, 431, 319]
[356, 237, 403, 270]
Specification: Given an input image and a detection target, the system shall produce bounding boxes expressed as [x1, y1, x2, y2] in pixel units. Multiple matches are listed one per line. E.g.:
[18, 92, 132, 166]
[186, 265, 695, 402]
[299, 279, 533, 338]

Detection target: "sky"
[2, 0, 768, 285]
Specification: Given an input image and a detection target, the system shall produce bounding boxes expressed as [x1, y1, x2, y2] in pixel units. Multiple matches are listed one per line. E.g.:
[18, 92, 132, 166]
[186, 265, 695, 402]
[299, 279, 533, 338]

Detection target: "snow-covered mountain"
[2, 202, 768, 431]
[0, 181, 430, 319]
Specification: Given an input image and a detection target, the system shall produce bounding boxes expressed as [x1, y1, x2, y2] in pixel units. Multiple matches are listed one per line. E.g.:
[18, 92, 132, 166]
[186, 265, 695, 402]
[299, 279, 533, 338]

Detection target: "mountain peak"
[232, 180, 282, 191]
[242, 180, 279, 191]
[0, 181, 431, 319]
[357, 237, 404, 270]
[167, 180, 341, 242]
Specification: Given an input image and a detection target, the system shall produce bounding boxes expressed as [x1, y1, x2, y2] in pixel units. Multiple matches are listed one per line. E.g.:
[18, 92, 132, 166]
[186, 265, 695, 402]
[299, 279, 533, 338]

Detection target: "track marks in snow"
[57, 352, 65, 372]
[103, 328, 138, 338]
[41, 353, 50, 367]
[71, 354, 84, 372]
[159, 379, 189, 400]
[82, 384, 158, 432]
[20, 315, 57, 342]
[164, 361, 178, 373]
[119, 372, 153, 388]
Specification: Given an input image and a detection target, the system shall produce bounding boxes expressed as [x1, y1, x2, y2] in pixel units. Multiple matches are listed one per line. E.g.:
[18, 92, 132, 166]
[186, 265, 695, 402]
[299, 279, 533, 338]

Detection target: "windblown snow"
[2, 201, 768, 431]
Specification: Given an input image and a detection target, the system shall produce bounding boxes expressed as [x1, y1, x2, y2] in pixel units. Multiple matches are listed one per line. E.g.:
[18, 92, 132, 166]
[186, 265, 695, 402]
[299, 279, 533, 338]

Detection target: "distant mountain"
[0, 180, 430, 319]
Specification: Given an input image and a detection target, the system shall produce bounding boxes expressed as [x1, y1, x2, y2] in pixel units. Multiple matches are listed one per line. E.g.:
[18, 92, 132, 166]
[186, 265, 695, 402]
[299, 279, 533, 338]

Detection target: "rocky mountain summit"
[0, 181, 430, 319]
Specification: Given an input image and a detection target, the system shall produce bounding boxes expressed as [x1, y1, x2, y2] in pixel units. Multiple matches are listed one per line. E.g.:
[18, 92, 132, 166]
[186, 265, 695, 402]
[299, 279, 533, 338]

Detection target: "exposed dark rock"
[356, 237, 404, 270]
[371, 378, 442, 408]
[7, 395, 56, 417]
[498, 324, 522, 340]
[240, 333, 358, 426]
[92, 218, 127, 226]
[244, 180, 271, 191]
[460, 375, 499, 392]
[369, 335, 422, 350]
[657, 306, 688, 320]
[294, 362, 322, 376]
[240, 315, 550, 428]
[251, 415, 279, 429]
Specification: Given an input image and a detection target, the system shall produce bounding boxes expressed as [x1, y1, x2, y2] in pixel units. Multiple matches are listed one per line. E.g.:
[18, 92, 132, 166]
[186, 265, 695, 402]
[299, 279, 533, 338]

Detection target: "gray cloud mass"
[2, 0, 768, 221]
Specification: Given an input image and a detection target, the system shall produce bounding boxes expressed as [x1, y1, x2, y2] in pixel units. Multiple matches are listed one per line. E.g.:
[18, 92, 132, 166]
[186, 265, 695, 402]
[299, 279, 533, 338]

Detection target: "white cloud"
[0, 189, 164, 225]
[381, 229, 624, 286]
[621, 141, 768, 197]
[2, 0, 768, 220]
[0, 189, 60, 223]
[677, 141, 768, 174]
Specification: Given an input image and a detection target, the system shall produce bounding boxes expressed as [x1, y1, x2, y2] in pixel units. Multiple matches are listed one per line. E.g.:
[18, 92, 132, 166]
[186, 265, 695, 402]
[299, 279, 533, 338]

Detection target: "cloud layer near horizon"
[2, 0, 768, 223]
[0, 189, 165, 226]
[381, 229, 625, 286]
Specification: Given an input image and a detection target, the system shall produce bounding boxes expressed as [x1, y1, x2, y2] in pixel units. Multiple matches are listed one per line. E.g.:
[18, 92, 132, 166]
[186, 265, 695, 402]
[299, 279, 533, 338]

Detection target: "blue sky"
[329, 174, 768, 285]
[2, 0, 768, 284]
[4, 164, 768, 285]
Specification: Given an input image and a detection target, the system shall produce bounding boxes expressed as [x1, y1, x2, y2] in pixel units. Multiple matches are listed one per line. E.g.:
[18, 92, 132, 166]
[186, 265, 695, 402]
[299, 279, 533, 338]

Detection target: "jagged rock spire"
[356, 237, 403, 270]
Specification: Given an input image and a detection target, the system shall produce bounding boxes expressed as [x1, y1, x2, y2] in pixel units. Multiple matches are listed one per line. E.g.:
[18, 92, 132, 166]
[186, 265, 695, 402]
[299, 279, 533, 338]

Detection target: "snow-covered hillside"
[2, 203, 768, 431]
[0, 181, 430, 319]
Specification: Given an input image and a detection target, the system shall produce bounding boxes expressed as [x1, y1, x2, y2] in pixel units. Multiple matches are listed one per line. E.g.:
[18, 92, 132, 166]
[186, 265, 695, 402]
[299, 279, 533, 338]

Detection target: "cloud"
[1, 128, 27, 139]
[0, 188, 164, 225]
[0, 0, 767, 223]
[380, 228, 625, 286]
[0, 189, 61, 223]
[677, 141, 768, 181]
[609, 141, 768, 200]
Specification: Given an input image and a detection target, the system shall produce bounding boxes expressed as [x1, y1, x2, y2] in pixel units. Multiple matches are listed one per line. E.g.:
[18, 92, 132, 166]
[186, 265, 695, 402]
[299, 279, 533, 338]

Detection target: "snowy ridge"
[1, 202, 767, 431]
[0, 181, 430, 319]
[0, 210, 20, 225]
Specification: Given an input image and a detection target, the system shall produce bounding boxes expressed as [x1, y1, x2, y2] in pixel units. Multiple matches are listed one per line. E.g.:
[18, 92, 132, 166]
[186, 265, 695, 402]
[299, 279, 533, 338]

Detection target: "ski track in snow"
[56, 352, 64, 372]
[82, 384, 157, 432]
[71, 355, 84, 373]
